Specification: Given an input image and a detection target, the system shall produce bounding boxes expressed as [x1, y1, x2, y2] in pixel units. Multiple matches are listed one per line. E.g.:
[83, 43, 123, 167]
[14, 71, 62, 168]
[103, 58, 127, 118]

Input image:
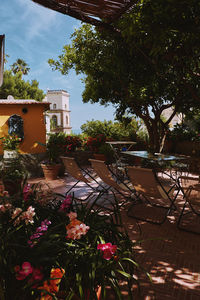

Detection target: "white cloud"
[17, 0, 58, 41]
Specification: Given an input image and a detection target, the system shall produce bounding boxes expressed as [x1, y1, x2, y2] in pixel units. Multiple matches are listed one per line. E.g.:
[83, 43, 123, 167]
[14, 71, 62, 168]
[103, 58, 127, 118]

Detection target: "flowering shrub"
[0, 181, 140, 299]
[0, 134, 22, 150]
[63, 135, 82, 153]
[83, 134, 107, 153]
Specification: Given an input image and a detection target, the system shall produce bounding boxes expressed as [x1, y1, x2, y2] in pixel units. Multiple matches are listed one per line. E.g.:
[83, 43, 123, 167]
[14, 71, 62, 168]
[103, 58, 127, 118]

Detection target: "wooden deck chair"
[177, 176, 200, 234]
[126, 166, 179, 224]
[60, 156, 106, 200]
[89, 159, 136, 205]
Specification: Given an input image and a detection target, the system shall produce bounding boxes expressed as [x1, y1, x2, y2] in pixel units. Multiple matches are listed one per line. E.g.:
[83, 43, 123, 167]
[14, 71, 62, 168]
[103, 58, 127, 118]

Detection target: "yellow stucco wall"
[0, 104, 47, 154]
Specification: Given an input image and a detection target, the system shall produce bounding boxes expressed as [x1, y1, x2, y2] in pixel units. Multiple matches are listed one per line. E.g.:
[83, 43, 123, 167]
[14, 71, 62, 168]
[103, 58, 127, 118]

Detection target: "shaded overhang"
[32, 0, 137, 29]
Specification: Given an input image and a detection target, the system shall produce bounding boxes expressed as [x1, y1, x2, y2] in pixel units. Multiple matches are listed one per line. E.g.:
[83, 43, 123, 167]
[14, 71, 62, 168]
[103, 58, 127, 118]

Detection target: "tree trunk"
[142, 118, 167, 153]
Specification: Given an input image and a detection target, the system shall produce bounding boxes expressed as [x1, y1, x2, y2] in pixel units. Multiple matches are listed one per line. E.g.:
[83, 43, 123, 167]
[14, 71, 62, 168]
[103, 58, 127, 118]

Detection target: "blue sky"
[1, 0, 116, 131]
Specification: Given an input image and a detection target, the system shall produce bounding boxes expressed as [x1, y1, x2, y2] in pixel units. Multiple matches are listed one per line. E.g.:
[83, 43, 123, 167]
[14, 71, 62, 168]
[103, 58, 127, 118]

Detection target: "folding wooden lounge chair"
[60, 156, 106, 200]
[89, 159, 136, 206]
[126, 166, 179, 224]
[177, 176, 200, 234]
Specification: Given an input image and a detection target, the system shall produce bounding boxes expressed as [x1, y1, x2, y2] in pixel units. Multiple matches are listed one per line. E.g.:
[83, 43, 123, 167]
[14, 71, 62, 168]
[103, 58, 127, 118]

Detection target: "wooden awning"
[32, 0, 136, 28]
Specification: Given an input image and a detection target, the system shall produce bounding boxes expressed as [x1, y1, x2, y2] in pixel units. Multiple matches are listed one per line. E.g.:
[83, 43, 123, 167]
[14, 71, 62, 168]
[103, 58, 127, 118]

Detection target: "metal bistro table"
[106, 141, 136, 161]
[106, 141, 137, 180]
[121, 150, 190, 179]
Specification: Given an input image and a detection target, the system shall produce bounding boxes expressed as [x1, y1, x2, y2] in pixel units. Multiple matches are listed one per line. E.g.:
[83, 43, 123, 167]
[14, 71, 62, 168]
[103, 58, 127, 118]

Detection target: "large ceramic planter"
[3, 150, 19, 159]
[41, 163, 61, 180]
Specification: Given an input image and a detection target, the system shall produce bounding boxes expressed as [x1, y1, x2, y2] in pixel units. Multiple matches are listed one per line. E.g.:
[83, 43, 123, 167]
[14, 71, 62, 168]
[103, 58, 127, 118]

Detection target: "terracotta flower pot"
[41, 163, 61, 180]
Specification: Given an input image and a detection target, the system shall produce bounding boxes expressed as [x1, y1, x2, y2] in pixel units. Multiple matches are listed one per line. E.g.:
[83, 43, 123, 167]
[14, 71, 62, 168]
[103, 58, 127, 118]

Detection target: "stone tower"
[45, 90, 72, 134]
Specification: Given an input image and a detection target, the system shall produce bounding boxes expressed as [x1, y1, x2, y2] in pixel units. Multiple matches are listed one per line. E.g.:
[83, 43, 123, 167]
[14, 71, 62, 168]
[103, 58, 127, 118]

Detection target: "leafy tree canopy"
[80, 118, 147, 142]
[49, 0, 200, 152]
[0, 70, 45, 101]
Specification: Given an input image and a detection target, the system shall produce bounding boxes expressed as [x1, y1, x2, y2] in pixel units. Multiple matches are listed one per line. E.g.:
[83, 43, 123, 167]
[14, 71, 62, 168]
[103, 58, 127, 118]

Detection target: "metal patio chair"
[60, 156, 106, 201]
[89, 159, 136, 205]
[177, 176, 200, 234]
[126, 166, 179, 224]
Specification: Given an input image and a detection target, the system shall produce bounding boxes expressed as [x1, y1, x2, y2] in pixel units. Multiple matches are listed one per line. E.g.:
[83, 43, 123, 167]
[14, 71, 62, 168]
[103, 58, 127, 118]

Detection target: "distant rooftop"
[47, 90, 69, 94]
[0, 99, 50, 105]
[0, 96, 50, 108]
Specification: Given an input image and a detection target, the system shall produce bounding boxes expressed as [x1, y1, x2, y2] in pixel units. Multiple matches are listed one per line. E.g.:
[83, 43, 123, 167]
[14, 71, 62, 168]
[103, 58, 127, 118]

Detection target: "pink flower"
[0, 203, 12, 213]
[23, 184, 32, 201]
[21, 206, 35, 225]
[66, 223, 90, 240]
[28, 219, 51, 247]
[97, 243, 117, 260]
[12, 206, 35, 226]
[12, 207, 22, 225]
[59, 195, 72, 212]
[0, 205, 6, 213]
[15, 262, 33, 280]
[31, 267, 44, 282]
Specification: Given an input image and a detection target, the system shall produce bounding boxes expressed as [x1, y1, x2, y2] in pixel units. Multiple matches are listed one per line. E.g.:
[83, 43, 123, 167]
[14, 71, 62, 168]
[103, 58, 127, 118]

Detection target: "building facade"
[45, 90, 72, 134]
[0, 97, 50, 154]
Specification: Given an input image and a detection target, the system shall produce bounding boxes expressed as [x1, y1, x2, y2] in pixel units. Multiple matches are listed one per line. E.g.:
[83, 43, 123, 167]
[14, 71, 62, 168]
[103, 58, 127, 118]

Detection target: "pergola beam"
[32, 0, 137, 28]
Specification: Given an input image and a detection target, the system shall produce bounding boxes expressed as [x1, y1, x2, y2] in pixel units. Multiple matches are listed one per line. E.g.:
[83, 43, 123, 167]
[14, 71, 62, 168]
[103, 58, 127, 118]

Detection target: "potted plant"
[62, 135, 82, 155]
[83, 134, 108, 160]
[0, 182, 144, 299]
[0, 159, 27, 195]
[0, 134, 22, 159]
[97, 143, 115, 163]
[38, 134, 63, 180]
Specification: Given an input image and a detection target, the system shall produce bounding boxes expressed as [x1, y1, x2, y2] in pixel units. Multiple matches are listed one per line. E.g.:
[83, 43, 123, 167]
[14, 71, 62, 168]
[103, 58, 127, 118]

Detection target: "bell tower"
[45, 90, 72, 134]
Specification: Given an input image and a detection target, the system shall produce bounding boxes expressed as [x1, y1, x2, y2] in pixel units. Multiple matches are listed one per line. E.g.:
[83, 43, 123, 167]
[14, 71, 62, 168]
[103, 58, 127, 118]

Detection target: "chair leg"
[177, 200, 200, 235]
[66, 180, 80, 194]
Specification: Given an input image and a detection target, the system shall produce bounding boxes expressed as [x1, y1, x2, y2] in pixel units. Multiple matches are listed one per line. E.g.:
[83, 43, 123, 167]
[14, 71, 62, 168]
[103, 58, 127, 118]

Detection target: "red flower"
[97, 242, 117, 260]
[15, 262, 33, 280]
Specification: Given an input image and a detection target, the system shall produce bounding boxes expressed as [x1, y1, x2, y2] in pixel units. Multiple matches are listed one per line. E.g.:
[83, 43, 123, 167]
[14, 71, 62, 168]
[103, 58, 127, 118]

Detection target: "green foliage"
[39, 133, 83, 164]
[169, 123, 200, 143]
[81, 118, 145, 142]
[10, 59, 30, 76]
[0, 134, 22, 150]
[1, 159, 26, 182]
[49, 132, 82, 155]
[0, 70, 44, 101]
[167, 108, 200, 142]
[49, 0, 200, 152]
[0, 183, 140, 299]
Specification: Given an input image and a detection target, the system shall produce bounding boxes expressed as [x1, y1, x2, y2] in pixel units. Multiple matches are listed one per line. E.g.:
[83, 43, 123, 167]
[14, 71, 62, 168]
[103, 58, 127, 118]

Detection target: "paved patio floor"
[28, 174, 200, 300]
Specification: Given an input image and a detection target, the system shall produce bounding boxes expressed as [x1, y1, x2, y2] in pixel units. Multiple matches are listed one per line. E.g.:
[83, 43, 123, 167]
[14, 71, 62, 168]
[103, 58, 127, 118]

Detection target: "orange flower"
[66, 218, 81, 231]
[38, 280, 52, 300]
[50, 267, 65, 285]
[38, 268, 65, 300]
